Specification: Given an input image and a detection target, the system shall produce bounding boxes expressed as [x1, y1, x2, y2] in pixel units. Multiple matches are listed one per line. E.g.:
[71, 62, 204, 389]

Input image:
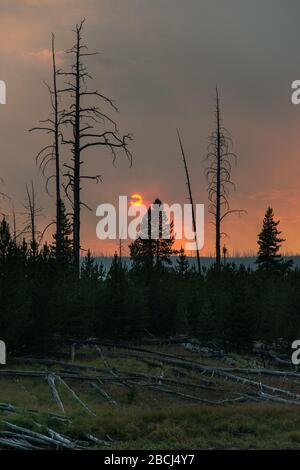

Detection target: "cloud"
[1, 0, 300, 255]
[26, 48, 64, 65]
[250, 189, 300, 206]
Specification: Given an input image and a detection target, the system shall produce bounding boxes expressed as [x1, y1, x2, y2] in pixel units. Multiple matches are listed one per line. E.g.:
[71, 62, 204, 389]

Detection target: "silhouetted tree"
[60, 19, 132, 275]
[22, 183, 42, 257]
[11, 205, 17, 245]
[176, 246, 190, 277]
[0, 218, 13, 263]
[205, 88, 244, 268]
[98, 261, 106, 281]
[30, 34, 64, 263]
[129, 198, 176, 270]
[51, 201, 73, 266]
[222, 244, 228, 265]
[174, 295, 189, 333]
[177, 130, 201, 273]
[81, 249, 100, 281]
[256, 206, 291, 272]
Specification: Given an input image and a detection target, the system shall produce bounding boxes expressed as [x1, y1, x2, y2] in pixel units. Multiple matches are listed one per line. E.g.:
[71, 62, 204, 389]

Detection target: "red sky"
[1, 0, 300, 257]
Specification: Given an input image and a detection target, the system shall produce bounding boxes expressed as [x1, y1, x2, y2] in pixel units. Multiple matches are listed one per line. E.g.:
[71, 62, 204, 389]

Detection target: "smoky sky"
[1, 0, 300, 255]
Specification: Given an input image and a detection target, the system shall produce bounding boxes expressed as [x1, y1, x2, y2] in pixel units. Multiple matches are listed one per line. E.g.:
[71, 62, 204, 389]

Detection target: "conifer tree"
[174, 295, 189, 333]
[81, 249, 100, 281]
[176, 246, 190, 277]
[256, 206, 291, 272]
[0, 218, 13, 263]
[51, 202, 73, 266]
[98, 261, 106, 281]
[129, 198, 176, 270]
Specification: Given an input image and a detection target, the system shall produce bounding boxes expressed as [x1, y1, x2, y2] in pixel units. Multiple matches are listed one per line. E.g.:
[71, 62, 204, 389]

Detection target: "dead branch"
[89, 381, 117, 407]
[56, 375, 96, 415]
[47, 374, 65, 413]
[177, 129, 201, 273]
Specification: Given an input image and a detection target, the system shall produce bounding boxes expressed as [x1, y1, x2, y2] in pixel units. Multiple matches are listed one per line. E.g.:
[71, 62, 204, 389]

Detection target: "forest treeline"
[0, 203, 298, 356]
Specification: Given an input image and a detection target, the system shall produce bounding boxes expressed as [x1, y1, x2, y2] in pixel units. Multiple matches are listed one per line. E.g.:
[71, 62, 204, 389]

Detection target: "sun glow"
[130, 193, 143, 206]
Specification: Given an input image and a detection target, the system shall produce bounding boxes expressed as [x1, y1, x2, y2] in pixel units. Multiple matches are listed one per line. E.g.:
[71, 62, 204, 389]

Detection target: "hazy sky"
[1, 0, 300, 256]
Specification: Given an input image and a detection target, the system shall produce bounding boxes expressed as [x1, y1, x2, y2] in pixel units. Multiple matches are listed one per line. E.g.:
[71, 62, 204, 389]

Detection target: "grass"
[66, 403, 300, 449]
[0, 345, 300, 449]
[1, 400, 300, 449]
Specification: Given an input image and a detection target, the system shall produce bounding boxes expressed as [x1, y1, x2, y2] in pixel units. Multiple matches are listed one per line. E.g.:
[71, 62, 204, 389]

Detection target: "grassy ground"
[0, 343, 299, 449]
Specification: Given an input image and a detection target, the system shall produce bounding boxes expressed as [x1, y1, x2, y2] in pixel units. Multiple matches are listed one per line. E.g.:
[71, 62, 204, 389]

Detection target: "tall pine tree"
[256, 206, 291, 272]
[81, 249, 100, 281]
[176, 247, 190, 277]
[129, 198, 176, 270]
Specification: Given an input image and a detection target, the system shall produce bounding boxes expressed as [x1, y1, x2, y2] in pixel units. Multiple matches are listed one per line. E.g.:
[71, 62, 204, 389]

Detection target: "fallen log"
[84, 433, 111, 447]
[94, 345, 132, 389]
[0, 403, 16, 413]
[93, 346, 300, 399]
[267, 350, 293, 369]
[120, 370, 221, 392]
[209, 366, 300, 379]
[0, 436, 36, 450]
[258, 392, 300, 405]
[90, 347, 300, 402]
[17, 357, 109, 374]
[56, 376, 96, 416]
[47, 374, 65, 414]
[2, 421, 93, 450]
[90, 381, 117, 406]
[2, 421, 73, 449]
[144, 385, 255, 405]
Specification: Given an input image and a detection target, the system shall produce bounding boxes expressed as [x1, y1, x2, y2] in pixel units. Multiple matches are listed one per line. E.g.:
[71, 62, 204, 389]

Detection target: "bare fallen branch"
[47, 374, 65, 413]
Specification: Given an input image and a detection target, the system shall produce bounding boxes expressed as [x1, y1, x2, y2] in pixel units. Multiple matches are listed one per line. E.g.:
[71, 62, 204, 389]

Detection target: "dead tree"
[177, 129, 201, 273]
[222, 244, 228, 265]
[12, 206, 17, 244]
[60, 19, 132, 275]
[30, 33, 63, 263]
[51, 33, 63, 263]
[10, 204, 18, 245]
[22, 183, 42, 256]
[205, 88, 245, 268]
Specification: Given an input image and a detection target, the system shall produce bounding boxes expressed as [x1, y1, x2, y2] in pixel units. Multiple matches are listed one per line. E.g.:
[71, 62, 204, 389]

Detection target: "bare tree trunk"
[24, 183, 41, 257]
[73, 26, 81, 276]
[28, 185, 36, 255]
[205, 87, 245, 269]
[177, 130, 201, 274]
[12, 205, 17, 244]
[51, 34, 63, 264]
[60, 19, 132, 277]
[215, 89, 221, 268]
[30, 34, 64, 263]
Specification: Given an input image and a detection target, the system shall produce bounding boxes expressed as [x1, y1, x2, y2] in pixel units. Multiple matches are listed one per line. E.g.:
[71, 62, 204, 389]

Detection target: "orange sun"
[130, 193, 143, 206]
